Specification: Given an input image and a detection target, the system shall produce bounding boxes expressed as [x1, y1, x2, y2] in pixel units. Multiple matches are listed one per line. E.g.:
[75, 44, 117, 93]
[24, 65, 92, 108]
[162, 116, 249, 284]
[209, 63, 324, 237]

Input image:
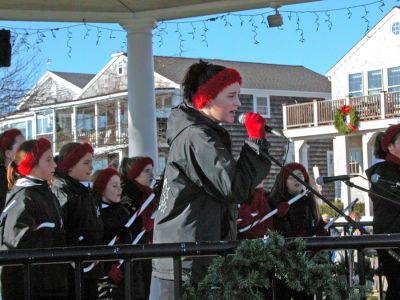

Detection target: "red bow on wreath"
[341, 105, 351, 115]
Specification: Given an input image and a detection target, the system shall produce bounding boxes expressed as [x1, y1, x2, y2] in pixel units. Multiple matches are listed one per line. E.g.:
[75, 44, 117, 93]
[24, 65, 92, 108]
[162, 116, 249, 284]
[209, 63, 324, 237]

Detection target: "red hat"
[381, 124, 400, 152]
[0, 128, 22, 154]
[282, 162, 309, 183]
[93, 168, 119, 196]
[57, 143, 94, 174]
[17, 138, 51, 176]
[127, 157, 154, 182]
[192, 68, 242, 109]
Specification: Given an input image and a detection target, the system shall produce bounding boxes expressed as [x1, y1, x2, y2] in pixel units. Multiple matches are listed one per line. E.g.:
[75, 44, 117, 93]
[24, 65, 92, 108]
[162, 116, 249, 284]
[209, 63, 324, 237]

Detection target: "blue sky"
[0, 0, 398, 82]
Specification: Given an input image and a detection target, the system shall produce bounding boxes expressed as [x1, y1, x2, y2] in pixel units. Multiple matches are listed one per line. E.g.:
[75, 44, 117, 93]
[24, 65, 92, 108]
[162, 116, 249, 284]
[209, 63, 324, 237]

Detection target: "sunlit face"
[5, 135, 25, 163]
[286, 170, 305, 195]
[30, 149, 56, 181]
[200, 82, 241, 124]
[135, 164, 154, 187]
[103, 175, 122, 204]
[388, 134, 400, 159]
[68, 153, 93, 182]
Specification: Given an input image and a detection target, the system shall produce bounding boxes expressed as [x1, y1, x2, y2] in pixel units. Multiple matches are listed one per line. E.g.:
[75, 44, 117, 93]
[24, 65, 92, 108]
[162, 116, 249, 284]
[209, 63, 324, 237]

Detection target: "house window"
[368, 70, 382, 95]
[392, 22, 400, 35]
[254, 95, 270, 117]
[117, 60, 124, 76]
[36, 112, 53, 134]
[156, 95, 172, 110]
[388, 66, 400, 92]
[326, 151, 334, 176]
[349, 148, 362, 174]
[349, 73, 363, 97]
[4, 121, 28, 139]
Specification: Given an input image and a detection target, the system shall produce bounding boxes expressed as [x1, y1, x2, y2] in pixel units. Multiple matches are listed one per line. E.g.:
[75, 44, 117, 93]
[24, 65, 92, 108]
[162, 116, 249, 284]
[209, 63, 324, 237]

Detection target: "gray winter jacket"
[152, 104, 271, 282]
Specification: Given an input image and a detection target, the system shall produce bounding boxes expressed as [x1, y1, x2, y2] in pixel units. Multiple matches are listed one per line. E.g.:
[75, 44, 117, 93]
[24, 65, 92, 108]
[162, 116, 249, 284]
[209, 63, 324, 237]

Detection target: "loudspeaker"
[0, 29, 11, 67]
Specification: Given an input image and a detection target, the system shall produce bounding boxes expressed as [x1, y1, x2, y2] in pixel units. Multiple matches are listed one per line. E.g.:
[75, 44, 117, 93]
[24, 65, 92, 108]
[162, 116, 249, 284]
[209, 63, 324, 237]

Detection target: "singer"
[269, 162, 328, 300]
[152, 60, 271, 297]
[366, 124, 400, 300]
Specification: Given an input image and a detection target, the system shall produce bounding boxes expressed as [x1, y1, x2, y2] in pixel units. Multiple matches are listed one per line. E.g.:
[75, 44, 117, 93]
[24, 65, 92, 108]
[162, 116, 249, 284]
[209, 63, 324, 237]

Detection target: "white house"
[282, 6, 400, 216]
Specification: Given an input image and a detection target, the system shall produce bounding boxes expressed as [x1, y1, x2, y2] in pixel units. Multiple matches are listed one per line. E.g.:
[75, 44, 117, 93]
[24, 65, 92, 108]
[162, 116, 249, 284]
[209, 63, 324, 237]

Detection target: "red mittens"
[276, 202, 290, 218]
[244, 112, 266, 139]
[107, 264, 123, 284]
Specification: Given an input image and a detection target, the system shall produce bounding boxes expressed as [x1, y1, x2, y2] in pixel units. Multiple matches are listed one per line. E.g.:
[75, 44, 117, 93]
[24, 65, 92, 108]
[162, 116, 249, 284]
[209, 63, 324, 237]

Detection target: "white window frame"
[36, 112, 53, 135]
[252, 93, 270, 118]
[367, 69, 382, 95]
[388, 66, 400, 92]
[348, 73, 363, 97]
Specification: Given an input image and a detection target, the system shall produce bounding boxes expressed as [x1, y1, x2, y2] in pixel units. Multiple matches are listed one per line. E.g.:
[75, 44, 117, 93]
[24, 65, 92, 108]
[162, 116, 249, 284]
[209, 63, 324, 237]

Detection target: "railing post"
[380, 91, 386, 119]
[313, 100, 318, 127]
[94, 103, 99, 147]
[72, 106, 77, 142]
[173, 257, 182, 300]
[24, 263, 31, 300]
[282, 104, 287, 130]
[125, 260, 133, 300]
[357, 249, 366, 300]
[52, 109, 56, 153]
[75, 261, 82, 300]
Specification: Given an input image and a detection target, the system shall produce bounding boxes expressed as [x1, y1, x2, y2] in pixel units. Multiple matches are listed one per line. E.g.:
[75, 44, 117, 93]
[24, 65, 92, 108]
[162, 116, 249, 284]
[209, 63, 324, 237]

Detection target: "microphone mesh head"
[371, 174, 380, 183]
[238, 113, 246, 124]
[316, 176, 324, 185]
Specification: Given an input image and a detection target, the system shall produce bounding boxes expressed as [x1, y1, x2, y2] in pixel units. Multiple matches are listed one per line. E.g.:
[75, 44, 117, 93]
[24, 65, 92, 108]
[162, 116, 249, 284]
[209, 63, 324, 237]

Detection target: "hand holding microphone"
[238, 112, 285, 138]
[243, 112, 266, 139]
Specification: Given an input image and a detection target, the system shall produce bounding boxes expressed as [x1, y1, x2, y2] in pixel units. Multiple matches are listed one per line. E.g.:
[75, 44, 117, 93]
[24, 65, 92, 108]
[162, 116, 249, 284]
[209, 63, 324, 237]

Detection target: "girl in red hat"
[0, 129, 25, 213]
[51, 142, 103, 300]
[93, 167, 131, 300]
[269, 162, 327, 300]
[1, 138, 68, 300]
[119, 156, 157, 300]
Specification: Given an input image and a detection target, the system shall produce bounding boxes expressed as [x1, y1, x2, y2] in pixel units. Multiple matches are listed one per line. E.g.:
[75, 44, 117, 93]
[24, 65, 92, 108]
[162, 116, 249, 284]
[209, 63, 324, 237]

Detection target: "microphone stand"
[263, 151, 368, 235]
[344, 180, 400, 208]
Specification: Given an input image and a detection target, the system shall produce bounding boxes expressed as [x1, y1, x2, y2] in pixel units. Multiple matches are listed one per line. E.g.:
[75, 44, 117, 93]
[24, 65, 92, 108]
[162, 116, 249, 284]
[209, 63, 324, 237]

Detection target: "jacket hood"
[166, 103, 227, 146]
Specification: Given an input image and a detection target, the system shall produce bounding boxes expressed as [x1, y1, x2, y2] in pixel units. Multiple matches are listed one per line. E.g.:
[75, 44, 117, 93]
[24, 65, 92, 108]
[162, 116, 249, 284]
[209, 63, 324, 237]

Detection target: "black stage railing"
[0, 233, 399, 300]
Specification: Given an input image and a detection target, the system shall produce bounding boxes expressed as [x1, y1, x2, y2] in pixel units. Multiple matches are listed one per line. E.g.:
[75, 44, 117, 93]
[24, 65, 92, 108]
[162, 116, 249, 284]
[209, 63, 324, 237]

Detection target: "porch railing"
[1, 233, 399, 300]
[283, 91, 400, 129]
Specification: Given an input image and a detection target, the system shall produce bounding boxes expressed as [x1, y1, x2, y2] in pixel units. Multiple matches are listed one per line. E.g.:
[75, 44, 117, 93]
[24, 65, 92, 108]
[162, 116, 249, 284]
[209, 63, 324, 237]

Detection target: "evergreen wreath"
[183, 231, 367, 300]
[334, 105, 359, 134]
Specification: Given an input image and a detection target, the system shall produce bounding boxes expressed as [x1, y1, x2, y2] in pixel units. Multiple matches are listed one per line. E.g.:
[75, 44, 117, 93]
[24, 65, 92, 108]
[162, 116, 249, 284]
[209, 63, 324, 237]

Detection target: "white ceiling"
[0, 0, 319, 22]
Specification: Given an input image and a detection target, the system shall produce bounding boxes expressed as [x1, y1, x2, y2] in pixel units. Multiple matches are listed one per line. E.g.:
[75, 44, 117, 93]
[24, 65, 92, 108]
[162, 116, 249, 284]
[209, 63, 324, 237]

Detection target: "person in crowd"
[1, 138, 67, 300]
[237, 181, 273, 239]
[366, 124, 400, 300]
[152, 60, 271, 298]
[120, 156, 157, 300]
[269, 162, 328, 300]
[51, 142, 103, 299]
[0, 129, 25, 212]
[93, 167, 130, 300]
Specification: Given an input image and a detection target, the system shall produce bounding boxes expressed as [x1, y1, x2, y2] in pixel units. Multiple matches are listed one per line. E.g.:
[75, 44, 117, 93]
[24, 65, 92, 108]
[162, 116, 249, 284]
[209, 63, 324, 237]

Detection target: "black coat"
[0, 165, 8, 213]
[366, 161, 400, 234]
[1, 178, 68, 300]
[153, 104, 271, 282]
[101, 200, 132, 245]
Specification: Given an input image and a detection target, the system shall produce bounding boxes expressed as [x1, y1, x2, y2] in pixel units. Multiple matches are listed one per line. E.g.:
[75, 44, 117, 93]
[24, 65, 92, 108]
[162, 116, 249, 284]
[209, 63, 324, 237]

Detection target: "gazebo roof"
[0, 0, 318, 22]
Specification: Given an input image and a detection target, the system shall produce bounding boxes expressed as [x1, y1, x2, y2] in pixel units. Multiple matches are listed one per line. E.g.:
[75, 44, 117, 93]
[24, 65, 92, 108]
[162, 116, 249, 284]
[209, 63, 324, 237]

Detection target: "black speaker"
[0, 29, 11, 67]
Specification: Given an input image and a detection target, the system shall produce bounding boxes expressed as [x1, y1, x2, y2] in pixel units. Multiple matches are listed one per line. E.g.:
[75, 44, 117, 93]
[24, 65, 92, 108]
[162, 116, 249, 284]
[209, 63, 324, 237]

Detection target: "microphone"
[316, 174, 358, 185]
[371, 174, 400, 187]
[238, 113, 284, 138]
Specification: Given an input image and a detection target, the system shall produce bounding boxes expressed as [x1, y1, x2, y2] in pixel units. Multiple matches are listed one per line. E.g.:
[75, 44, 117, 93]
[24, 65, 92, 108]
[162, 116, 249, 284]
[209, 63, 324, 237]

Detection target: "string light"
[0, 0, 394, 57]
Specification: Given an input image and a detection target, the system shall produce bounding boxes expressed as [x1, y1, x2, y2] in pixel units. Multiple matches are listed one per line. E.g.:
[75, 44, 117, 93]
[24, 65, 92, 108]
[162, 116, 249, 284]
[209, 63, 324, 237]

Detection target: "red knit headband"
[127, 157, 154, 182]
[17, 138, 51, 176]
[381, 124, 400, 152]
[192, 68, 242, 109]
[57, 143, 94, 174]
[0, 128, 22, 154]
[93, 168, 119, 196]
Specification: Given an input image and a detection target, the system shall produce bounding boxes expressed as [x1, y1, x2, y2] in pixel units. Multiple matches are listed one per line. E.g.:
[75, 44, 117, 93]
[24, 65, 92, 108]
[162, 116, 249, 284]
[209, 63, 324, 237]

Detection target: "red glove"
[244, 112, 266, 139]
[276, 202, 289, 218]
[107, 264, 123, 284]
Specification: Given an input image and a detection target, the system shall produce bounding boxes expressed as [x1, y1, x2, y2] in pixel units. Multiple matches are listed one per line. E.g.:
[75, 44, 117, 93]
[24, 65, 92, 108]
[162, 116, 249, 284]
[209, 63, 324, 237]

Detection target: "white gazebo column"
[362, 132, 376, 217]
[333, 136, 350, 207]
[121, 19, 158, 167]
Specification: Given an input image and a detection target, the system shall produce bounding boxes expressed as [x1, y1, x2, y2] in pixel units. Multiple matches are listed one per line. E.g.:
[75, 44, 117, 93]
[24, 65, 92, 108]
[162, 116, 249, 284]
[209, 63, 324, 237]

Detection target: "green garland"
[334, 105, 359, 135]
[183, 231, 367, 300]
